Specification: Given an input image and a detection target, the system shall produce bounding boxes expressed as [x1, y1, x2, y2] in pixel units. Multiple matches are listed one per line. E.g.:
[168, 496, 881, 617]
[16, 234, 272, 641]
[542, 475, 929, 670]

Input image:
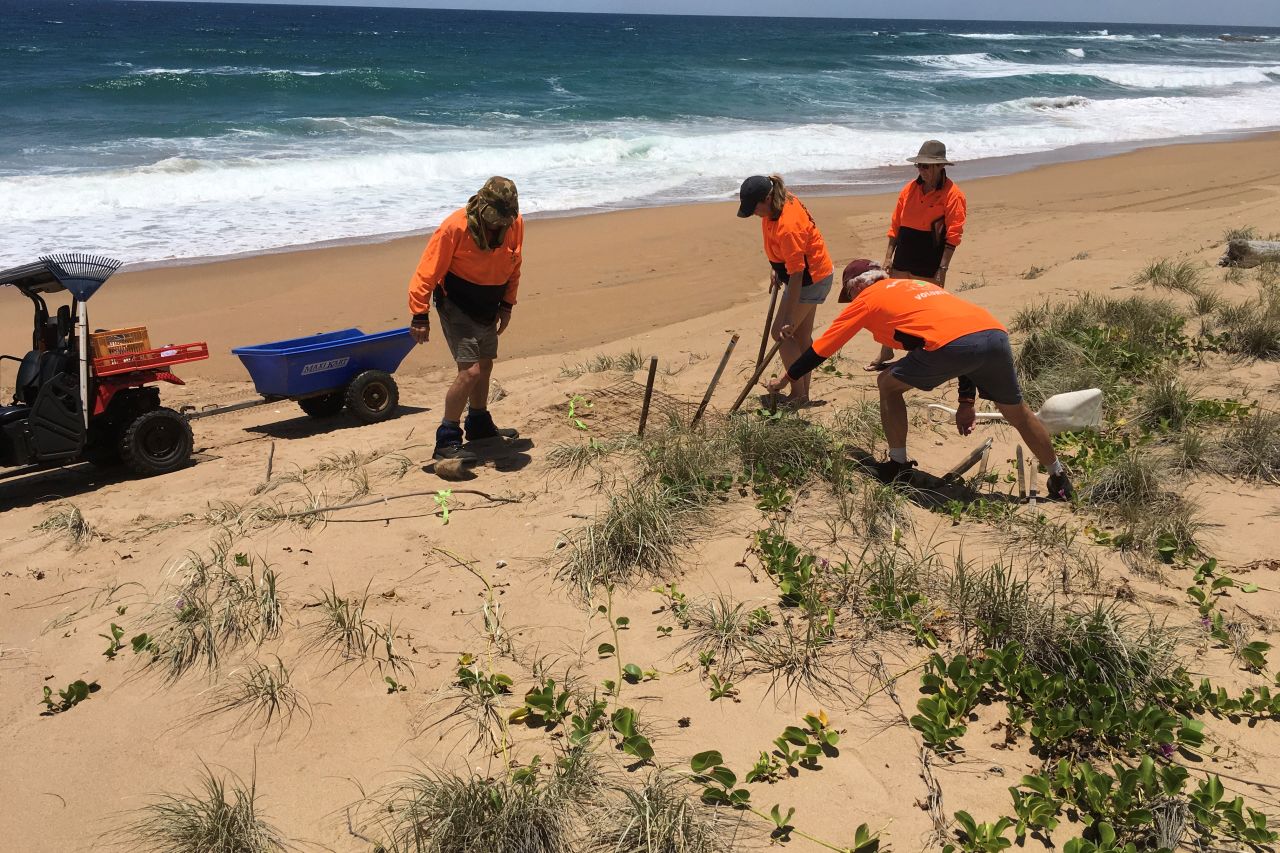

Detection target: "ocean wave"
[4, 82, 1280, 267]
[1066, 48, 1085, 58]
[953, 31, 1144, 41]
[902, 54, 1280, 89]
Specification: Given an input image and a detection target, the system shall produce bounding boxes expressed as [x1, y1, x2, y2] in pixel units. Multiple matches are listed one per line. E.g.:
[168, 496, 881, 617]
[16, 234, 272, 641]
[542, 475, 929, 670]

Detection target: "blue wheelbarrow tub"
[232, 328, 414, 398]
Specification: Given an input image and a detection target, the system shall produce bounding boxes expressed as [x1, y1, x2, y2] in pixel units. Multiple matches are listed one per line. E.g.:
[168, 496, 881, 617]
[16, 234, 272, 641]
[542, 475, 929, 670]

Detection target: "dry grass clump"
[35, 502, 94, 550]
[678, 595, 771, 679]
[1134, 373, 1200, 431]
[301, 583, 413, 679]
[1079, 448, 1206, 560]
[119, 765, 287, 853]
[560, 349, 647, 378]
[1013, 293, 1187, 407]
[361, 750, 599, 853]
[728, 413, 845, 485]
[1134, 258, 1203, 295]
[1218, 408, 1280, 483]
[142, 543, 284, 683]
[586, 770, 738, 853]
[1211, 277, 1280, 360]
[194, 657, 311, 740]
[557, 481, 707, 597]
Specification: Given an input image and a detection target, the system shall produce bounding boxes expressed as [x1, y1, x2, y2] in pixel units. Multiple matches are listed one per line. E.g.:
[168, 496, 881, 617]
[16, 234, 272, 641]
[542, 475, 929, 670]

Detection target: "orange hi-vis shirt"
[762, 196, 834, 285]
[407, 207, 523, 316]
[812, 278, 1004, 359]
[887, 177, 966, 247]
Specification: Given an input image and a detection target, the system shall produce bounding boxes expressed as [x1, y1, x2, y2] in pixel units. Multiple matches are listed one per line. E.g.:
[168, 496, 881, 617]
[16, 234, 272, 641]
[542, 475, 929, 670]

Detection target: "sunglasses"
[915, 163, 941, 170]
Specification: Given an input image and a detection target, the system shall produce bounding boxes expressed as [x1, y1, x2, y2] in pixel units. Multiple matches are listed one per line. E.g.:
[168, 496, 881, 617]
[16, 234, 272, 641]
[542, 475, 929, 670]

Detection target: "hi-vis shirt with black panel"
[887, 178, 967, 278]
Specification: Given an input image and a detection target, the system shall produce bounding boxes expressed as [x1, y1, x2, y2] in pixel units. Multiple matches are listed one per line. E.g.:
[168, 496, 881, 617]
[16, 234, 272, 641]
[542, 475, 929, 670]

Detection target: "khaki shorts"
[436, 296, 499, 363]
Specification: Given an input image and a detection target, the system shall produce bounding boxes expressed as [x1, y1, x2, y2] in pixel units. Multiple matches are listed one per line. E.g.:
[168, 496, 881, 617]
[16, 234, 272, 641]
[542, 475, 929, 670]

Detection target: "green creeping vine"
[911, 640, 1280, 850]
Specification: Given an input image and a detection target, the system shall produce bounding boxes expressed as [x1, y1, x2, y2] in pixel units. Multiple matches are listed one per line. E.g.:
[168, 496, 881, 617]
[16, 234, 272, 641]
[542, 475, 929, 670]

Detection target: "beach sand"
[1, 134, 1278, 851]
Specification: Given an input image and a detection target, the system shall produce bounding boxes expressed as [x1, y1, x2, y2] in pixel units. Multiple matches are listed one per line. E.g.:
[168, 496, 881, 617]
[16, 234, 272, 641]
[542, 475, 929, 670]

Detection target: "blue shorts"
[798, 274, 833, 305]
[889, 329, 1023, 405]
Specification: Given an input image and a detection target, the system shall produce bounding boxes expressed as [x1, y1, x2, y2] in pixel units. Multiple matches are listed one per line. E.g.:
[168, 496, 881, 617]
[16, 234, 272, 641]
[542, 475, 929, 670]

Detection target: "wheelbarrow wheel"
[298, 391, 345, 419]
[345, 370, 398, 424]
[118, 407, 194, 476]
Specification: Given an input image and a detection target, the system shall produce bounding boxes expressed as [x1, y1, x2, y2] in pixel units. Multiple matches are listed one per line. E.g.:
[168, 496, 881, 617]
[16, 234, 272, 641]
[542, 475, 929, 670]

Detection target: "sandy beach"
[2, 133, 1279, 851]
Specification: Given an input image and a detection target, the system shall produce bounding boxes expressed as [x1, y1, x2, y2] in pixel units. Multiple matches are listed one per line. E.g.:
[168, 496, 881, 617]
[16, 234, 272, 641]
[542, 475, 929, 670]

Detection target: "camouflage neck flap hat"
[466, 176, 519, 250]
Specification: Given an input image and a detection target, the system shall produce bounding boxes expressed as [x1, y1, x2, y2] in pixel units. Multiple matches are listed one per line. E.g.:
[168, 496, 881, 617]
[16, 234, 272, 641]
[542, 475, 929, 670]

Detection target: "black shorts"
[889, 329, 1022, 405]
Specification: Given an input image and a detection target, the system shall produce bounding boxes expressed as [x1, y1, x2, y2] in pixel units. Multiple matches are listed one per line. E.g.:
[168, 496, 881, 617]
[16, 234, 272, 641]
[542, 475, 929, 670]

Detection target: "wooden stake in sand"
[637, 356, 659, 437]
[942, 437, 993, 485]
[756, 284, 781, 370]
[729, 340, 782, 415]
[691, 334, 739, 428]
[1015, 445, 1026, 502]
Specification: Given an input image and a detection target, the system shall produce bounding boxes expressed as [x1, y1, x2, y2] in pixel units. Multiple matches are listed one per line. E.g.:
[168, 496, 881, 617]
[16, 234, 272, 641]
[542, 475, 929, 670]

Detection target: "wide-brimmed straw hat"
[907, 140, 954, 166]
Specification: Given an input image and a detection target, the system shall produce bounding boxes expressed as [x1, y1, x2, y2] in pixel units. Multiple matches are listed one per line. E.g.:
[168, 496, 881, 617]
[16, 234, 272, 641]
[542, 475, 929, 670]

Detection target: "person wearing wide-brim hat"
[736, 173, 835, 409]
[869, 140, 968, 369]
[408, 176, 523, 461]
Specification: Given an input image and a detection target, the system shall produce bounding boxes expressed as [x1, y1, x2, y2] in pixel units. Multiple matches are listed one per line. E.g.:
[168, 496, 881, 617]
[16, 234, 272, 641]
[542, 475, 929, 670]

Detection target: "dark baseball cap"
[736, 175, 772, 218]
[842, 258, 882, 285]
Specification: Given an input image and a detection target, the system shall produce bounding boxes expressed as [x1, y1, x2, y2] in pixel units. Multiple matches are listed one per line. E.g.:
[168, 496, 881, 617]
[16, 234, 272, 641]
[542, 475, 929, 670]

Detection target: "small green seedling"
[611, 706, 654, 761]
[509, 678, 572, 727]
[100, 623, 125, 660]
[567, 395, 593, 430]
[130, 632, 155, 655]
[709, 673, 738, 702]
[745, 750, 782, 783]
[656, 625, 673, 638]
[40, 679, 98, 715]
[434, 489, 452, 525]
[385, 676, 408, 694]
[768, 804, 796, 841]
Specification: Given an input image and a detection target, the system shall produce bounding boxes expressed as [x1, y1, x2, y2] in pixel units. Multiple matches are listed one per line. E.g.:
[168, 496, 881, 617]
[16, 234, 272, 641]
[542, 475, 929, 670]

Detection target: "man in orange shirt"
[408, 176, 522, 461]
[766, 260, 1073, 500]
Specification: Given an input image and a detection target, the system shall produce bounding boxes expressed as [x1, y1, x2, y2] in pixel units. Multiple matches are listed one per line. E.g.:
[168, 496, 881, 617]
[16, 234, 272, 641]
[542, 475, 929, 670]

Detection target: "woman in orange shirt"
[871, 140, 968, 369]
[737, 174, 835, 408]
[407, 176, 522, 461]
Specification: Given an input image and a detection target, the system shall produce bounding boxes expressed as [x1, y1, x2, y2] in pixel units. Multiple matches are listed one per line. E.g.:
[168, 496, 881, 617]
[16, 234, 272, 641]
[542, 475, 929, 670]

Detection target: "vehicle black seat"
[0, 405, 28, 425]
[14, 350, 40, 405]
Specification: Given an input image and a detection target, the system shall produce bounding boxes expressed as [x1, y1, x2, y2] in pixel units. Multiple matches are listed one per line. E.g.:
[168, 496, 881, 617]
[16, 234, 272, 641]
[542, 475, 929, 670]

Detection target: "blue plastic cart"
[187, 328, 414, 424]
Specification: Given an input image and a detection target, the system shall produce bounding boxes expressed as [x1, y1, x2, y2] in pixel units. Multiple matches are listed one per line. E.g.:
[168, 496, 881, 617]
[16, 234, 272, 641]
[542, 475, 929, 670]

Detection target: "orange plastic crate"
[90, 326, 150, 359]
[92, 342, 209, 376]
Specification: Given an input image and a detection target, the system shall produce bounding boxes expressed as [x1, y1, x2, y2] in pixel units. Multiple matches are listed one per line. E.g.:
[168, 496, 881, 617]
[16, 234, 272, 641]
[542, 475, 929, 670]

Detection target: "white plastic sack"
[1036, 388, 1103, 434]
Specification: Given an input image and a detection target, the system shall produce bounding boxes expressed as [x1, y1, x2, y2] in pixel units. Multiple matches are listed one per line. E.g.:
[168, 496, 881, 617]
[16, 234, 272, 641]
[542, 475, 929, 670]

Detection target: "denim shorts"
[889, 329, 1023, 405]
[798, 273, 833, 305]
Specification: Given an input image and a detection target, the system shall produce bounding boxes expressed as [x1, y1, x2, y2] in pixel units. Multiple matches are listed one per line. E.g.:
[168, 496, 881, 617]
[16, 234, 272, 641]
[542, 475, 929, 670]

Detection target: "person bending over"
[766, 261, 1073, 500]
[872, 139, 967, 369]
[737, 174, 835, 409]
[408, 176, 523, 461]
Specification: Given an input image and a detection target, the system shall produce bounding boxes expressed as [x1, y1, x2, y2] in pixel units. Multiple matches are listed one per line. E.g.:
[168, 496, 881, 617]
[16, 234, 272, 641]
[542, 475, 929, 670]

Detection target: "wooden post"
[1015, 445, 1026, 503]
[637, 357, 659, 437]
[728, 340, 782, 415]
[943, 437, 993, 484]
[757, 285, 781, 370]
[691, 334, 739, 428]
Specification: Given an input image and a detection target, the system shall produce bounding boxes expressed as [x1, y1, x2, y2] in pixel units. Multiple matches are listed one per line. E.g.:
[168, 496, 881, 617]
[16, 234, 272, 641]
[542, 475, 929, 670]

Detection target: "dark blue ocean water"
[2, 0, 1278, 265]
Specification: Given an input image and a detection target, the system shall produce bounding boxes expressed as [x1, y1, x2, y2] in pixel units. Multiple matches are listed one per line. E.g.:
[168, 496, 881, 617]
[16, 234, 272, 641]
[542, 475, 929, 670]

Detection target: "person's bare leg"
[877, 371, 913, 452]
[785, 304, 817, 404]
[444, 362, 482, 422]
[467, 359, 494, 410]
[994, 401, 1059, 468]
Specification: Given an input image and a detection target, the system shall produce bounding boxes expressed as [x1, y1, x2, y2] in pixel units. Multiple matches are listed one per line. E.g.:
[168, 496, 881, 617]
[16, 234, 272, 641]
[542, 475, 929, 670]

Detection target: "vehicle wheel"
[298, 391, 345, 418]
[345, 370, 398, 424]
[118, 407, 194, 476]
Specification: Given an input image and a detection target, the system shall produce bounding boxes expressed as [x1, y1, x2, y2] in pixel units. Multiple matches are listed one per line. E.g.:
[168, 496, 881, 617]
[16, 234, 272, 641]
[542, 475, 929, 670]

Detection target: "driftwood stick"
[691, 334, 739, 427]
[757, 284, 781, 370]
[637, 356, 659, 437]
[275, 489, 522, 521]
[264, 441, 275, 483]
[728, 341, 782, 415]
[1015, 445, 1026, 503]
[944, 437, 994, 482]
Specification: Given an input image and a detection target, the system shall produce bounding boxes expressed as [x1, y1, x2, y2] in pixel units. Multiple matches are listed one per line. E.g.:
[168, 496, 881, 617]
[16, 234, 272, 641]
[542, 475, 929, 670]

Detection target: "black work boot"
[434, 422, 476, 461]
[874, 458, 918, 485]
[464, 407, 519, 441]
[1046, 470, 1075, 501]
